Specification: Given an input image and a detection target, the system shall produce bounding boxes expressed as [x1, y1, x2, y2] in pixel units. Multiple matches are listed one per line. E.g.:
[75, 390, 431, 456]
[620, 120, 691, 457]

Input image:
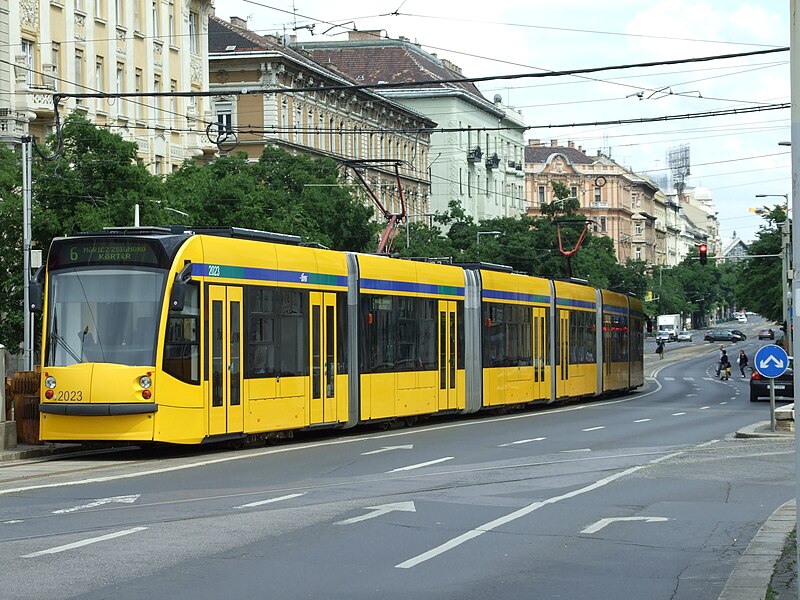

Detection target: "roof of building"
[524, 143, 595, 165]
[296, 35, 485, 98]
[720, 236, 749, 256]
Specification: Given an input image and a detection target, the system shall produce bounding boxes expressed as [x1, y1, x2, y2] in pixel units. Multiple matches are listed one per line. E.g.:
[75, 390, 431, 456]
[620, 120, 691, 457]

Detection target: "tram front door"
[309, 292, 338, 425]
[208, 285, 244, 436]
[438, 300, 457, 411]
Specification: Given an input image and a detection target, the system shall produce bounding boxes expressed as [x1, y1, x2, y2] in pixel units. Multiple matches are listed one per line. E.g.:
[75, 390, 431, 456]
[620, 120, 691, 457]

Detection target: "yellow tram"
[35, 227, 644, 445]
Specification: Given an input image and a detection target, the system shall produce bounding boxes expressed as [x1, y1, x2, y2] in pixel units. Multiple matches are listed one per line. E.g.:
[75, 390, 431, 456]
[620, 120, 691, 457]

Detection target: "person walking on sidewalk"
[719, 350, 731, 380]
[656, 339, 665, 359]
[738, 350, 749, 378]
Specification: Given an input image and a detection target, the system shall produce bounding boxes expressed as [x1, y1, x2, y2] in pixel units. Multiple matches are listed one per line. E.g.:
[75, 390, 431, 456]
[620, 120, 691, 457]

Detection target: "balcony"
[467, 146, 483, 162]
[22, 85, 57, 119]
[485, 153, 500, 169]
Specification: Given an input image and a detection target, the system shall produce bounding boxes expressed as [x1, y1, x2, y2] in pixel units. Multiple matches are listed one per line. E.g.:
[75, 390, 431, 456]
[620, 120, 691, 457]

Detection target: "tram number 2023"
[54, 390, 83, 401]
[208, 265, 221, 276]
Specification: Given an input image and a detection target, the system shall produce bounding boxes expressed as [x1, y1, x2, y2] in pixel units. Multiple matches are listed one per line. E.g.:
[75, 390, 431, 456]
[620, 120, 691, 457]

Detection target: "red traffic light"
[698, 243, 708, 265]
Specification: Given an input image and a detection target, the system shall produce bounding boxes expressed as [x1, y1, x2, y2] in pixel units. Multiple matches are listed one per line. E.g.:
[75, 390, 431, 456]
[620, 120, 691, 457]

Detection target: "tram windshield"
[45, 267, 167, 367]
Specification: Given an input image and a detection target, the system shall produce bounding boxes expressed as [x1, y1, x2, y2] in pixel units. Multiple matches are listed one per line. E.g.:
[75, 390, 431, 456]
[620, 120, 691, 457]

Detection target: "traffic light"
[698, 243, 708, 265]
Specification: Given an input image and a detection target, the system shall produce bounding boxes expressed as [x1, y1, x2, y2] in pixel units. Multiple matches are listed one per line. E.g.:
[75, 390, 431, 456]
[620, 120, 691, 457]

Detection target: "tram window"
[245, 287, 277, 377]
[569, 310, 596, 364]
[457, 301, 465, 370]
[366, 294, 395, 373]
[279, 289, 308, 377]
[337, 293, 348, 374]
[163, 282, 200, 384]
[418, 299, 436, 370]
[482, 303, 532, 367]
[396, 297, 417, 371]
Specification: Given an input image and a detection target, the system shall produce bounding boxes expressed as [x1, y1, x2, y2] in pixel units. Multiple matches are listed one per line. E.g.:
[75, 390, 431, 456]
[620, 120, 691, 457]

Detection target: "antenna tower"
[667, 144, 690, 197]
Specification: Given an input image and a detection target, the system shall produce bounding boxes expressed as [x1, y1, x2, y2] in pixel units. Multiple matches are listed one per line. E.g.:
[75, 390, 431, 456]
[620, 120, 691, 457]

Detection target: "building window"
[51, 43, 61, 90]
[94, 0, 103, 19]
[153, 74, 162, 122]
[133, 0, 141, 31]
[95, 56, 105, 112]
[21, 40, 34, 87]
[459, 168, 463, 195]
[570, 186, 577, 199]
[594, 187, 601, 203]
[308, 107, 315, 147]
[600, 217, 607, 232]
[635, 222, 642, 235]
[635, 247, 642, 260]
[134, 68, 142, 120]
[75, 0, 85, 12]
[168, 13, 175, 45]
[116, 0, 124, 24]
[189, 11, 199, 53]
[74, 50, 84, 104]
[215, 101, 233, 134]
[538, 185, 545, 205]
[280, 97, 288, 140]
[170, 79, 177, 128]
[151, 0, 159, 38]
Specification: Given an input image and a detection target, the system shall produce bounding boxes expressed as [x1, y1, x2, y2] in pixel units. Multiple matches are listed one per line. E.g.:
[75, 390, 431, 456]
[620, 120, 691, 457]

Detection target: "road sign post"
[754, 345, 790, 432]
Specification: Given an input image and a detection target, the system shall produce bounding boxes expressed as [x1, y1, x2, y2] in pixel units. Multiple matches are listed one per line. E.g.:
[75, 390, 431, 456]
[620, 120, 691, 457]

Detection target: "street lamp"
[754, 194, 791, 351]
[476, 230, 501, 245]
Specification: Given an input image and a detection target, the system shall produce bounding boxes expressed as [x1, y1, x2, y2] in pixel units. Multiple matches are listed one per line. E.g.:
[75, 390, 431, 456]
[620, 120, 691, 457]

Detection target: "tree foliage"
[736, 206, 785, 322]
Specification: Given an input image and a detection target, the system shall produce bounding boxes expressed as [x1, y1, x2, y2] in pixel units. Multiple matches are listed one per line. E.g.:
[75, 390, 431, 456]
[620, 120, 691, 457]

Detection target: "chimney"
[568, 141, 574, 148]
[348, 30, 382, 41]
[230, 16, 248, 30]
[441, 58, 462, 75]
[578, 145, 583, 153]
[528, 139, 540, 146]
[551, 139, 558, 147]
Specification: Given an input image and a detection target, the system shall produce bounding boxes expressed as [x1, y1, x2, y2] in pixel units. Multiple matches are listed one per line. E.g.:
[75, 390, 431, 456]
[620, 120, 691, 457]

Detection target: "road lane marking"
[499, 438, 546, 447]
[22, 527, 148, 558]
[672, 412, 686, 416]
[395, 451, 684, 569]
[581, 426, 605, 432]
[700, 406, 710, 410]
[663, 377, 675, 381]
[686, 394, 697, 397]
[336, 501, 416, 525]
[633, 419, 651, 423]
[581, 516, 671, 534]
[387, 457, 454, 473]
[697, 440, 720, 447]
[52, 495, 140, 514]
[234, 493, 304, 509]
[361, 445, 414, 455]
[720, 401, 728, 405]
[562, 448, 591, 453]
[682, 377, 695, 381]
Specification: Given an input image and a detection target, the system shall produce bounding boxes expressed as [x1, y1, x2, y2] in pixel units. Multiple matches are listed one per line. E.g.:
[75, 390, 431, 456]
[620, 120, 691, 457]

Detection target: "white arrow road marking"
[336, 501, 416, 525]
[361, 445, 414, 455]
[580, 516, 671, 535]
[234, 493, 304, 509]
[52, 495, 141, 514]
[387, 457, 453, 473]
[498, 437, 546, 447]
[22, 527, 148, 558]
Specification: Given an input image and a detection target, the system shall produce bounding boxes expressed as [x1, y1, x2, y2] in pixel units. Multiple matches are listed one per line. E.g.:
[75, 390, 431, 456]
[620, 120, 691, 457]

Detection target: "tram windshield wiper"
[49, 331, 82, 364]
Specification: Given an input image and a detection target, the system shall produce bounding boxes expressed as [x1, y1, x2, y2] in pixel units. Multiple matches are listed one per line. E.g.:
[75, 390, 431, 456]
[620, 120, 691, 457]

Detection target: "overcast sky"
[214, 1, 791, 243]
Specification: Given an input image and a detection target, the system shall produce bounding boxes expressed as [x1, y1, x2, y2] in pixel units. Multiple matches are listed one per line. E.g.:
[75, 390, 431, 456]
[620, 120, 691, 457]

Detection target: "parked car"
[758, 328, 775, 340]
[750, 357, 794, 402]
[676, 330, 693, 342]
[704, 329, 745, 343]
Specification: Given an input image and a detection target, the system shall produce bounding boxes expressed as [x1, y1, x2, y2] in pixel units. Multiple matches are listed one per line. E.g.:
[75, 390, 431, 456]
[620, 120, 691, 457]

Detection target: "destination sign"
[50, 238, 166, 269]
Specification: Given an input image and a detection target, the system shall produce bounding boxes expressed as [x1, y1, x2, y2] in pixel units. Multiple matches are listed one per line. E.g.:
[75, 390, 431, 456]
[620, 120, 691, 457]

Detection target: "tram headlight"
[44, 376, 56, 389]
[139, 375, 152, 389]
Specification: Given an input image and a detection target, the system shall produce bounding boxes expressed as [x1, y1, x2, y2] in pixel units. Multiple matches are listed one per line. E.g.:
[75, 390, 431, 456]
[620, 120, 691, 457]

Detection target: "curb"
[0, 443, 84, 463]
[718, 499, 796, 600]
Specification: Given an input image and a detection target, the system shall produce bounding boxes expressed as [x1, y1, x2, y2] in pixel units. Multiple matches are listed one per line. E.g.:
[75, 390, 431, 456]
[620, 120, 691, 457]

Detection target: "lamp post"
[755, 193, 791, 350]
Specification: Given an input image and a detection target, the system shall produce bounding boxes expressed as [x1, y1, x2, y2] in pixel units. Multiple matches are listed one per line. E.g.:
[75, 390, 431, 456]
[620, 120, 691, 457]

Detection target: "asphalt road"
[0, 320, 794, 600]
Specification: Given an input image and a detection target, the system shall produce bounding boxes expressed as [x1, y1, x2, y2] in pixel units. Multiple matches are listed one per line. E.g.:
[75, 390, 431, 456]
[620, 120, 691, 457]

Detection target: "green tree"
[0, 145, 23, 351]
[737, 206, 785, 322]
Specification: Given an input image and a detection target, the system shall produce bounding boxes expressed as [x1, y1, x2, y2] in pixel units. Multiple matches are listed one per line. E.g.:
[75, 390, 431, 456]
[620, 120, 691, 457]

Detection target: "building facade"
[208, 17, 434, 221]
[1, 0, 216, 171]
[296, 32, 526, 221]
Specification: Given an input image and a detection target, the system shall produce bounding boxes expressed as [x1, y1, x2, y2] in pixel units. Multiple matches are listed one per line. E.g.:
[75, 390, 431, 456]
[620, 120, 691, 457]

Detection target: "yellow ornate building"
[1, 0, 215, 171]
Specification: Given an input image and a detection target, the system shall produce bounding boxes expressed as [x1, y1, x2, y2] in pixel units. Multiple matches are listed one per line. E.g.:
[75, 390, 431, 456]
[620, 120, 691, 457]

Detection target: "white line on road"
[581, 426, 605, 432]
[663, 377, 675, 381]
[234, 493, 304, 509]
[672, 412, 686, 416]
[21, 527, 148, 558]
[686, 394, 697, 397]
[697, 440, 720, 447]
[498, 438, 546, 447]
[395, 451, 684, 569]
[682, 377, 695, 381]
[361, 445, 414, 455]
[387, 457, 454, 473]
[581, 516, 671, 534]
[700, 406, 710, 410]
[720, 402, 728, 405]
[561, 448, 591, 453]
[633, 419, 651, 423]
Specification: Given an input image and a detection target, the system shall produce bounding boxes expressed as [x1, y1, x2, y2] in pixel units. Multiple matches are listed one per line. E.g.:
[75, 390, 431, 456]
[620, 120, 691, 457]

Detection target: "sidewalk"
[0, 442, 83, 463]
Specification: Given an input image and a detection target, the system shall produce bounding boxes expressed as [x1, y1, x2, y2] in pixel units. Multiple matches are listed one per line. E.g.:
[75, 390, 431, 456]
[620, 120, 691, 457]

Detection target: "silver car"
[676, 330, 693, 342]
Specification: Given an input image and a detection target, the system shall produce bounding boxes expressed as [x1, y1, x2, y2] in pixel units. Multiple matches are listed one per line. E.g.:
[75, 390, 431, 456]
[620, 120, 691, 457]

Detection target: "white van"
[737, 314, 747, 323]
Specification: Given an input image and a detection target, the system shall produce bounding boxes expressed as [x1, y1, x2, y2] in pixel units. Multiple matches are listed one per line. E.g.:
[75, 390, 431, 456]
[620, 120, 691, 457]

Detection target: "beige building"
[208, 17, 435, 221]
[1, 0, 216, 171]
[524, 139, 719, 267]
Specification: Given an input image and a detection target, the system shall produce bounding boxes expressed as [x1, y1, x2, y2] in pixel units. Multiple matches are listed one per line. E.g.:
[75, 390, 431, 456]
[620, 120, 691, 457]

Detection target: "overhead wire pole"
[790, 2, 800, 598]
[21, 136, 33, 371]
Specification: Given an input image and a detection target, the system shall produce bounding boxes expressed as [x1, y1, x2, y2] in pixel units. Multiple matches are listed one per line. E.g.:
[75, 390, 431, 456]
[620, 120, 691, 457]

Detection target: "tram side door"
[208, 285, 244, 437]
[310, 292, 338, 425]
[438, 300, 457, 411]
[557, 310, 570, 398]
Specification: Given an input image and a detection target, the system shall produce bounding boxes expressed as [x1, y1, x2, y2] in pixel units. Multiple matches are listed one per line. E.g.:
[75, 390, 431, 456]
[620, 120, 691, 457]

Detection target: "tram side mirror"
[169, 263, 193, 312]
[29, 266, 45, 313]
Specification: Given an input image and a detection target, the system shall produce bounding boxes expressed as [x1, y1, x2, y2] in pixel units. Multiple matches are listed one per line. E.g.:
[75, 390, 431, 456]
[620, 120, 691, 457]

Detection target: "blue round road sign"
[754, 345, 789, 379]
